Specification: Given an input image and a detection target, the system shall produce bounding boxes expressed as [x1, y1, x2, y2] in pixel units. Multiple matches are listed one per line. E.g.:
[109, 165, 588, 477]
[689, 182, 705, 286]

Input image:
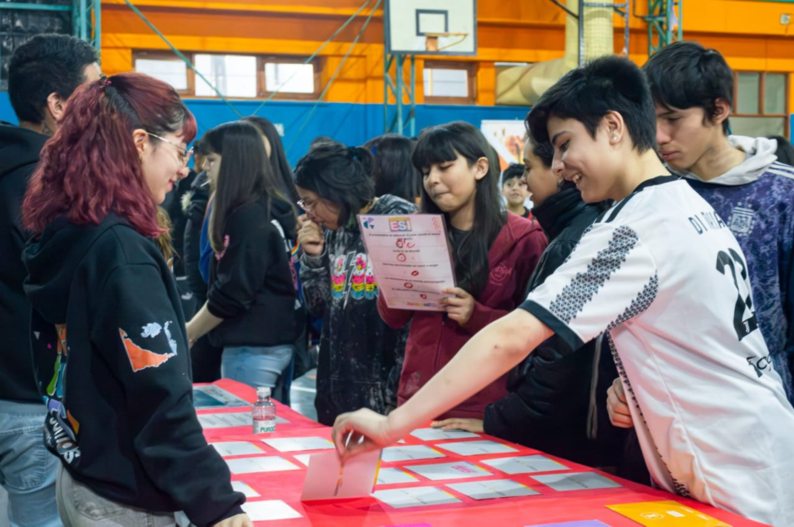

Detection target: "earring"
[612, 134, 619, 141]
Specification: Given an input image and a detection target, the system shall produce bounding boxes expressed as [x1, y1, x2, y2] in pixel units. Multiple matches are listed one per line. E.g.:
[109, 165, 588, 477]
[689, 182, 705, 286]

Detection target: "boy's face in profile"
[502, 176, 529, 208]
[655, 104, 725, 174]
[548, 115, 620, 203]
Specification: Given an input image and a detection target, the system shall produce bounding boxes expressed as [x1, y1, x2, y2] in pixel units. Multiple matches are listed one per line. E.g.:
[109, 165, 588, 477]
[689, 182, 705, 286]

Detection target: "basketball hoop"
[424, 32, 469, 52]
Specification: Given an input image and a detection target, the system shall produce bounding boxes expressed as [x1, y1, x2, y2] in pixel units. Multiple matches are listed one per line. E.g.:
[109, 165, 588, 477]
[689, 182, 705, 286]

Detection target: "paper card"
[481, 455, 568, 474]
[373, 486, 461, 509]
[293, 454, 312, 466]
[533, 472, 620, 491]
[404, 461, 491, 481]
[197, 412, 251, 429]
[358, 214, 455, 312]
[231, 481, 260, 498]
[241, 499, 302, 521]
[410, 427, 479, 441]
[436, 440, 517, 456]
[377, 467, 419, 485]
[193, 385, 250, 408]
[447, 479, 538, 500]
[263, 436, 334, 452]
[225, 456, 300, 475]
[607, 500, 730, 526]
[211, 441, 264, 457]
[382, 445, 445, 462]
[301, 449, 381, 501]
[525, 521, 611, 527]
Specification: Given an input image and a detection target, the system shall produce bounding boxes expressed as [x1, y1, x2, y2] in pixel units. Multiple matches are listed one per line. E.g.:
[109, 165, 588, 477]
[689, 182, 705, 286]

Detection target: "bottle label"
[253, 419, 276, 433]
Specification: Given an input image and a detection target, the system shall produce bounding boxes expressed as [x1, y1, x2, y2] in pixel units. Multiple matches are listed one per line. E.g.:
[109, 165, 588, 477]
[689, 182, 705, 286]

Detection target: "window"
[194, 54, 257, 98]
[423, 61, 476, 103]
[732, 71, 789, 139]
[133, 51, 318, 100]
[262, 60, 318, 97]
[134, 52, 189, 93]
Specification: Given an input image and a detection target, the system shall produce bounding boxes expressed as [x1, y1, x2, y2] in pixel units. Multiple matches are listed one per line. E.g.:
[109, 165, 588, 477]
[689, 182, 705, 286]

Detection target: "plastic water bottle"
[252, 386, 276, 433]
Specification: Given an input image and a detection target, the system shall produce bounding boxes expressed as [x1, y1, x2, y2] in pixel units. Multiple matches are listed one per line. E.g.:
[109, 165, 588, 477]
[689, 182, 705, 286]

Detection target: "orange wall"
[101, 0, 794, 110]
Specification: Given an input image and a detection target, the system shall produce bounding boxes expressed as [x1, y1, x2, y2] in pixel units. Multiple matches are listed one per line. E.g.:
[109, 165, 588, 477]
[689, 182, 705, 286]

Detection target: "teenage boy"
[0, 34, 100, 527]
[644, 40, 794, 402]
[332, 56, 794, 527]
[501, 163, 533, 218]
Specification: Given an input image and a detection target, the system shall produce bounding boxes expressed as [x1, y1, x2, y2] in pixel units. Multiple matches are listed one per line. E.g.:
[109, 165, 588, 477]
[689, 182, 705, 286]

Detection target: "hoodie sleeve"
[299, 235, 332, 317]
[91, 262, 244, 526]
[207, 205, 276, 319]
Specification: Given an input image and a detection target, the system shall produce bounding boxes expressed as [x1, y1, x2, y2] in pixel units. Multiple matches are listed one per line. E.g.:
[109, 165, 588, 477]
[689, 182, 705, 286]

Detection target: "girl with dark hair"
[242, 115, 299, 204]
[295, 143, 415, 425]
[377, 122, 547, 420]
[364, 133, 422, 203]
[186, 121, 297, 394]
[21, 73, 249, 526]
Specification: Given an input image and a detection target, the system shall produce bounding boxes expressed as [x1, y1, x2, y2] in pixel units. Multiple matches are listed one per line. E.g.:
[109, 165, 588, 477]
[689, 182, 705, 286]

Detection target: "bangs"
[412, 127, 460, 172]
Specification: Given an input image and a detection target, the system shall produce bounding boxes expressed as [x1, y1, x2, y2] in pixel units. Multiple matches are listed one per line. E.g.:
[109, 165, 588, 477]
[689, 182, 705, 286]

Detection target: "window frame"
[133, 50, 193, 96]
[133, 50, 320, 100]
[422, 60, 477, 104]
[732, 70, 790, 139]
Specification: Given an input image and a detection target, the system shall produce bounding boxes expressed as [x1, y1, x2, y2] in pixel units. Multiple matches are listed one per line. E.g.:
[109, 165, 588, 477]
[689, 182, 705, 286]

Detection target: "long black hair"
[294, 143, 375, 229]
[413, 121, 506, 297]
[203, 121, 281, 252]
[364, 134, 422, 202]
[242, 115, 299, 204]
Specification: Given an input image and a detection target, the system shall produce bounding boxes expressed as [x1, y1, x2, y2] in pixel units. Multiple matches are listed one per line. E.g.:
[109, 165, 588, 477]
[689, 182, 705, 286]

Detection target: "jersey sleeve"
[520, 223, 659, 352]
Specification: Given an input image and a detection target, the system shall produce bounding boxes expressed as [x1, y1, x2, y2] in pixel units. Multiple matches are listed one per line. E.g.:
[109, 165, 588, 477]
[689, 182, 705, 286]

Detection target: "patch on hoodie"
[119, 328, 176, 372]
[728, 206, 755, 236]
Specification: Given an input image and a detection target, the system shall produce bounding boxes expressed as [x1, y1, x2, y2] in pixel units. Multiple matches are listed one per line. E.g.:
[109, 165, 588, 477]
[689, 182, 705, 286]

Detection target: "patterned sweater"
[299, 194, 415, 425]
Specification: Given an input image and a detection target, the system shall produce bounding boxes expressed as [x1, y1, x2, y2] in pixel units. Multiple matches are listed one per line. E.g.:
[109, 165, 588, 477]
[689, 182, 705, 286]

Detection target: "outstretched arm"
[333, 309, 552, 457]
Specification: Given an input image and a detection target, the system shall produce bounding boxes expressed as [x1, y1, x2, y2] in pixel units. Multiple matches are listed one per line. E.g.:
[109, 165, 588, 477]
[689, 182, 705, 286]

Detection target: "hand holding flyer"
[358, 214, 455, 311]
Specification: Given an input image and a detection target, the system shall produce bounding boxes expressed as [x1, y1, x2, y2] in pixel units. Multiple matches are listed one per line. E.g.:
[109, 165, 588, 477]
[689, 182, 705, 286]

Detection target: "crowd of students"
[1, 33, 793, 527]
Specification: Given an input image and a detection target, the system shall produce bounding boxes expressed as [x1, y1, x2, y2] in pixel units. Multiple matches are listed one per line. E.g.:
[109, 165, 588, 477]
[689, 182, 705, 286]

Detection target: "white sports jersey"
[522, 177, 794, 526]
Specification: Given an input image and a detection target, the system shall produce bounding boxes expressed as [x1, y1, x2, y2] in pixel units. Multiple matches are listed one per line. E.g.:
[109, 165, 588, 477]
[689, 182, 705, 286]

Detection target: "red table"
[198, 380, 766, 527]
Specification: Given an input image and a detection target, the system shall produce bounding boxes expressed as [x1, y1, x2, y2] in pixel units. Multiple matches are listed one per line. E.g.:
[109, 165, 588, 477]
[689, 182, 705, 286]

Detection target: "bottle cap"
[256, 386, 271, 399]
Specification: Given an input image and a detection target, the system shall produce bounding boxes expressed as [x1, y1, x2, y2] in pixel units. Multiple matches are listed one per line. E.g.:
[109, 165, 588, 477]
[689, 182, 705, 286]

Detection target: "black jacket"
[483, 187, 608, 464]
[23, 213, 244, 526]
[183, 171, 210, 307]
[0, 122, 47, 403]
[207, 196, 297, 347]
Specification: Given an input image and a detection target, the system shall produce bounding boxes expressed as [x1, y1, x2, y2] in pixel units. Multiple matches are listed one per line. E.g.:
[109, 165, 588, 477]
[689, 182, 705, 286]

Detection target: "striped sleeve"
[520, 223, 659, 350]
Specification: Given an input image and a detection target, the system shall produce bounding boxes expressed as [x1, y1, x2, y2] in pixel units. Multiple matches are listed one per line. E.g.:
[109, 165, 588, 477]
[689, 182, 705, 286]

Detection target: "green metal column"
[383, 52, 416, 136]
[73, 0, 101, 55]
[646, 0, 683, 56]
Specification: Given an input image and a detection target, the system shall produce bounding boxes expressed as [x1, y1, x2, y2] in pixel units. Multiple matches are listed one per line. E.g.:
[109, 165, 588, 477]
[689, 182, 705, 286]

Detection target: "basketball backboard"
[385, 0, 477, 55]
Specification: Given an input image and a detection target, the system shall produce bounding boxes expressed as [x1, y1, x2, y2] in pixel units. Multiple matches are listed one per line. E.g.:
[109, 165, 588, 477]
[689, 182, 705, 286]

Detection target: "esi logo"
[361, 216, 376, 229]
[389, 216, 412, 232]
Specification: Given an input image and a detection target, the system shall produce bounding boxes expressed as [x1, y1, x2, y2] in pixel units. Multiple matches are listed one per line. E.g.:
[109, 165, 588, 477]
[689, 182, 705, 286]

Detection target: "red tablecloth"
[199, 379, 766, 527]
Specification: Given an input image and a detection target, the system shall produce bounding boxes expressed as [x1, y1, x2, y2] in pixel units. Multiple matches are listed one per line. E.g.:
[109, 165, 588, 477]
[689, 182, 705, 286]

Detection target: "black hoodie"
[206, 196, 298, 347]
[23, 213, 244, 526]
[0, 122, 47, 403]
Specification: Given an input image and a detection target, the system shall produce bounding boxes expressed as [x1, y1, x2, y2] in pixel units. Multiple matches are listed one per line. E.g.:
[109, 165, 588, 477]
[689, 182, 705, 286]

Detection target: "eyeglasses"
[146, 132, 194, 166]
[297, 198, 322, 212]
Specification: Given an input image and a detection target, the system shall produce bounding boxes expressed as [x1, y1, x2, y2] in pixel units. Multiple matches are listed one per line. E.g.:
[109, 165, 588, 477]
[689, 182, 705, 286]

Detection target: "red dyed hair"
[23, 72, 197, 237]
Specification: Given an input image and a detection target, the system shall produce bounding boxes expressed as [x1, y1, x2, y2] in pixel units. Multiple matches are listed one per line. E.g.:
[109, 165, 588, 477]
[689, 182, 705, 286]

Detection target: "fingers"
[431, 418, 483, 433]
[606, 379, 634, 429]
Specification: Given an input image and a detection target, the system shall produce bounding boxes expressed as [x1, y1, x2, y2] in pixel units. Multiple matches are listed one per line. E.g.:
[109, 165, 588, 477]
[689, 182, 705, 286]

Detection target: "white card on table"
[211, 441, 264, 457]
[373, 486, 461, 509]
[437, 440, 517, 456]
[358, 214, 455, 312]
[263, 436, 334, 452]
[301, 449, 381, 501]
[404, 461, 490, 481]
[241, 499, 301, 521]
[225, 456, 300, 475]
[231, 481, 259, 498]
[193, 385, 250, 408]
[293, 454, 312, 466]
[481, 455, 568, 474]
[532, 472, 620, 491]
[197, 412, 250, 429]
[447, 479, 538, 500]
[410, 427, 479, 441]
[376, 467, 419, 485]
[382, 445, 445, 462]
